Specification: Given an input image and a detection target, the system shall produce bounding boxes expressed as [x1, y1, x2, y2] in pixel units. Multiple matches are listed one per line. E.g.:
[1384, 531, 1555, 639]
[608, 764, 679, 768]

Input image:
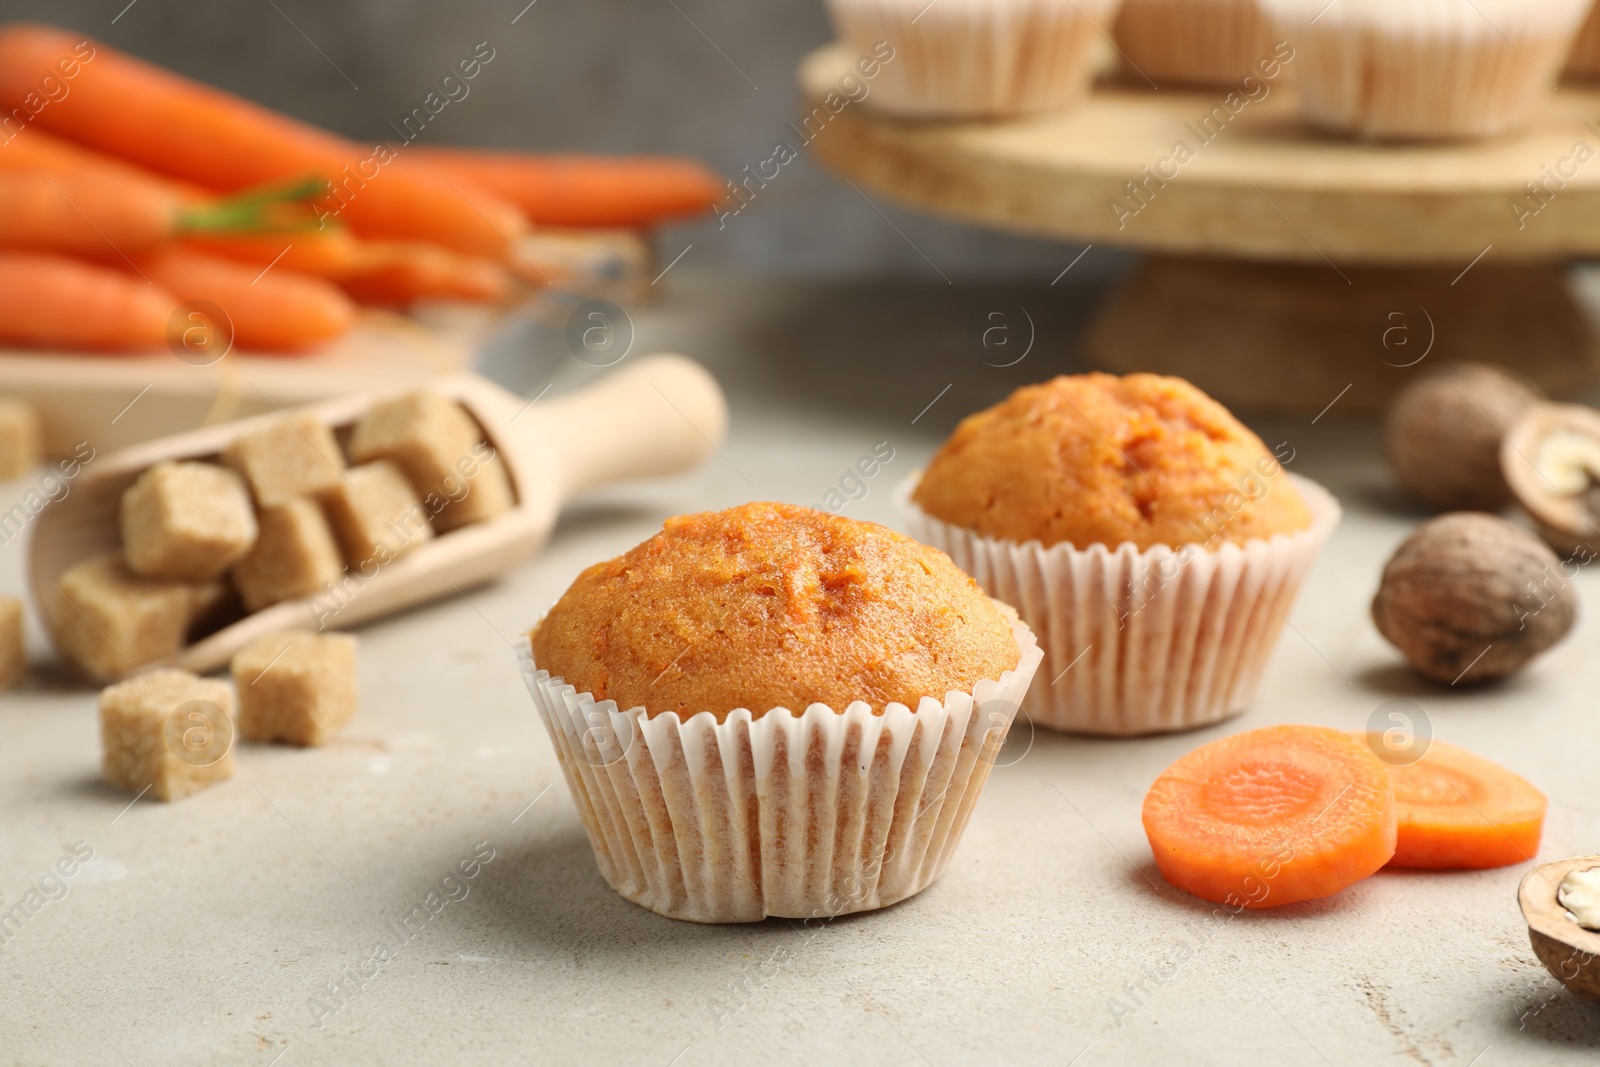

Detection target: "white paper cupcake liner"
[1259, 0, 1590, 138]
[1567, 3, 1600, 79]
[517, 610, 1042, 923]
[897, 472, 1340, 736]
[825, 0, 1122, 118]
[1114, 0, 1279, 86]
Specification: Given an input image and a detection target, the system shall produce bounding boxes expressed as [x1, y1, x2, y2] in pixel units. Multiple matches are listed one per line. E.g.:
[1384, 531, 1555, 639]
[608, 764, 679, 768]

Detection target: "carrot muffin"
[519, 503, 1042, 923]
[901, 373, 1339, 736]
[531, 502, 1018, 720]
[913, 373, 1311, 550]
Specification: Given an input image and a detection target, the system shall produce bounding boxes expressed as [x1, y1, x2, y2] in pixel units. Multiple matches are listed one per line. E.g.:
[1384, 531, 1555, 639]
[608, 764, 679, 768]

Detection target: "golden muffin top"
[911, 373, 1312, 550]
[529, 502, 1020, 720]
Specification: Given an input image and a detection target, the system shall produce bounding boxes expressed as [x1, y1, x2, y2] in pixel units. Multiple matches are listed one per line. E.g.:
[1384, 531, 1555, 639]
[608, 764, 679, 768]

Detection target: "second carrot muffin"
[901, 372, 1339, 735]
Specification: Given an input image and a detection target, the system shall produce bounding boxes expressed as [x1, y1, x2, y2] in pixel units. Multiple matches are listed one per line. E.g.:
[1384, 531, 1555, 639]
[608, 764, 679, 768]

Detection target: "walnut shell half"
[1521, 855, 1600, 1005]
[1371, 513, 1577, 684]
[1502, 402, 1600, 559]
[1386, 364, 1545, 512]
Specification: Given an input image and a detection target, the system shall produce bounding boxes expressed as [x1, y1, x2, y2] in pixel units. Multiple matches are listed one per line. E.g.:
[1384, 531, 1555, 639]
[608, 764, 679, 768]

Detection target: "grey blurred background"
[12, 0, 1116, 281]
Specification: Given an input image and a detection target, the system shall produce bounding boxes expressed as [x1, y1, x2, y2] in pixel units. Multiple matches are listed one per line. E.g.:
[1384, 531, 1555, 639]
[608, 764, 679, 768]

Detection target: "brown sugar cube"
[322, 460, 434, 569]
[231, 631, 357, 746]
[231, 497, 344, 612]
[0, 398, 41, 480]
[48, 552, 224, 681]
[222, 413, 345, 508]
[121, 461, 257, 581]
[0, 597, 24, 691]
[99, 669, 234, 801]
[348, 392, 512, 532]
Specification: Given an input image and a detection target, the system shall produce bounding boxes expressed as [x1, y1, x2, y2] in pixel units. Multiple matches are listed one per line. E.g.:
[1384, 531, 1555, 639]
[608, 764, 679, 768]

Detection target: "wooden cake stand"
[800, 44, 1600, 411]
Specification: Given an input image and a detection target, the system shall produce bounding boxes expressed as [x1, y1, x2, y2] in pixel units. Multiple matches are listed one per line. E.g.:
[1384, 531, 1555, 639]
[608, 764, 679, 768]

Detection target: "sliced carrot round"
[1142, 725, 1397, 908]
[1369, 736, 1546, 870]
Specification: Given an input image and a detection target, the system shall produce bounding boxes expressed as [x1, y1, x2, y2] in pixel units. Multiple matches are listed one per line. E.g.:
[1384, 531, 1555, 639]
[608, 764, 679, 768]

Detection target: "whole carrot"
[411, 147, 723, 228]
[137, 248, 355, 353]
[0, 252, 173, 352]
[0, 171, 178, 256]
[337, 242, 514, 306]
[183, 229, 365, 277]
[0, 127, 211, 200]
[0, 168, 327, 259]
[0, 24, 526, 256]
[185, 231, 516, 305]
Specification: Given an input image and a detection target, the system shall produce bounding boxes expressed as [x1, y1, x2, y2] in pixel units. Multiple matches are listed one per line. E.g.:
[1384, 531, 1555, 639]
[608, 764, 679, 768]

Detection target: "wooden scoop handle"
[527, 353, 729, 501]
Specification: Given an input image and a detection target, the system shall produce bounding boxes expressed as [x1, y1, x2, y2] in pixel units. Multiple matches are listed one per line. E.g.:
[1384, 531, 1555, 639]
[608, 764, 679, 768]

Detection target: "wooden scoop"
[30, 353, 727, 677]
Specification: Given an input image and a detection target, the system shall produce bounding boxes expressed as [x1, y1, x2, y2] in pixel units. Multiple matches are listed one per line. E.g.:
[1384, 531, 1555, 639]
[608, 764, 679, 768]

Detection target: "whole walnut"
[1372, 513, 1577, 685]
[1386, 364, 1544, 511]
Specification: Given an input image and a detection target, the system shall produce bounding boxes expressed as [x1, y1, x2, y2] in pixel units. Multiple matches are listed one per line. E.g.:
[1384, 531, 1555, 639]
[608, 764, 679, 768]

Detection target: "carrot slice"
[1368, 736, 1546, 870]
[1142, 725, 1397, 908]
[0, 252, 173, 352]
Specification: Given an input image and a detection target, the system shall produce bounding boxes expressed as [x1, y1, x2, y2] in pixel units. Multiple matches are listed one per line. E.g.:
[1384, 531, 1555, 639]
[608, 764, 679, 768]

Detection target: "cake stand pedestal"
[800, 44, 1600, 410]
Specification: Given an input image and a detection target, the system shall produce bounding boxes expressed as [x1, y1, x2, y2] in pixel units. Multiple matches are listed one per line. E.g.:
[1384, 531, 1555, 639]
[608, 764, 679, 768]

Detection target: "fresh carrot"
[182, 229, 364, 281]
[0, 252, 173, 351]
[335, 242, 514, 306]
[0, 24, 525, 256]
[1142, 725, 1397, 908]
[186, 231, 515, 306]
[137, 248, 355, 353]
[0, 170, 316, 257]
[1368, 737, 1546, 870]
[0, 126, 212, 200]
[411, 147, 723, 228]
[0, 171, 180, 256]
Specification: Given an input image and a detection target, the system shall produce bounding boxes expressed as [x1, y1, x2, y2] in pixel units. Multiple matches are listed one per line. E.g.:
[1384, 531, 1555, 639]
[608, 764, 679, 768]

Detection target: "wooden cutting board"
[0, 229, 651, 457]
[0, 314, 481, 458]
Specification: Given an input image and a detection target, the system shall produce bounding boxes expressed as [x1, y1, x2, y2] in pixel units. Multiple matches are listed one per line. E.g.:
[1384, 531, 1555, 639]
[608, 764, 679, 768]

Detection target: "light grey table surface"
[2, 271, 1598, 1067]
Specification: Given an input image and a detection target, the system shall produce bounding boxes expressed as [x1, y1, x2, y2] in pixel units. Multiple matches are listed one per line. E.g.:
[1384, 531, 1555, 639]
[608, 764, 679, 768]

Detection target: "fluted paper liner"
[898, 472, 1339, 736]
[825, 0, 1121, 119]
[1568, 2, 1600, 80]
[517, 612, 1042, 923]
[1114, 0, 1278, 86]
[1258, 0, 1590, 138]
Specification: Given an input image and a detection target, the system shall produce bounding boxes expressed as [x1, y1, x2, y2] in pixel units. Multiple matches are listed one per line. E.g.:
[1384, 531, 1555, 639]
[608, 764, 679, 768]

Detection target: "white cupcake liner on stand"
[898, 472, 1340, 736]
[825, 0, 1122, 118]
[1567, 3, 1600, 79]
[1259, 0, 1590, 139]
[1114, 0, 1278, 86]
[517, 611, 1042, 923]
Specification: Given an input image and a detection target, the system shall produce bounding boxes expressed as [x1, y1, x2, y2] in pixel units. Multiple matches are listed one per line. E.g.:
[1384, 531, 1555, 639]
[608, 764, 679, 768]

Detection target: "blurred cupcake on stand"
[824, 0, 1124, 118]
[1114, 0, 1279, 85]
[1564, 2, 1600, 79]
[1259, 0, 1591, 138]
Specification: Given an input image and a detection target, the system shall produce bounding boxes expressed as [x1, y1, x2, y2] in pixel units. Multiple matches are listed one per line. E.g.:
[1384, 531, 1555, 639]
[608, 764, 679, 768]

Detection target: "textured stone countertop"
[2, 273, 1598, 1066]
